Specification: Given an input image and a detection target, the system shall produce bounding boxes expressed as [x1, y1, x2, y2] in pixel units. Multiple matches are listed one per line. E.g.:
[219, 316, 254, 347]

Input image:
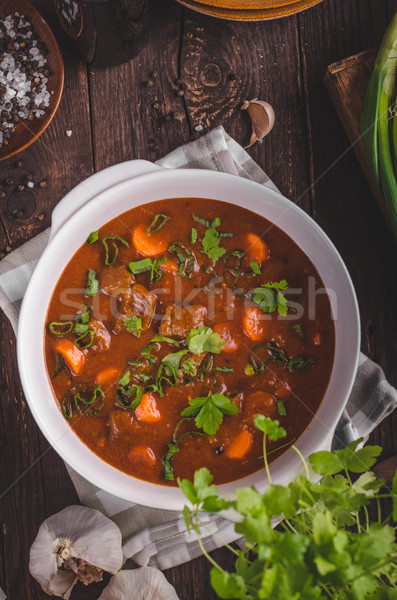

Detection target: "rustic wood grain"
[0, 0, 396, 598]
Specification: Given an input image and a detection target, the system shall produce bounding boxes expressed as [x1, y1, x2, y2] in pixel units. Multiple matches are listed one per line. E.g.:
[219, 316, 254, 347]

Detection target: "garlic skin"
[29, 505, 123, 599]
[241, 99, 276, 148]
[98, 569, 180, 600]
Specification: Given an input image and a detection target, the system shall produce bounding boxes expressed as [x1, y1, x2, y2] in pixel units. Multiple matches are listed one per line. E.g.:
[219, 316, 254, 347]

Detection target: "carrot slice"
[160, 256, 179, 275]
[243, 306, 267, 341]
[246, 233, 269, 263]
[135, 393, 161, 423]
[95, 367, 121, 388]
[55, 339, 85, 375]
[128, 445, 156, 466]
[132, 224, 168, 257]
[226, 430, 252, 459]
[213, 323, 239, 352]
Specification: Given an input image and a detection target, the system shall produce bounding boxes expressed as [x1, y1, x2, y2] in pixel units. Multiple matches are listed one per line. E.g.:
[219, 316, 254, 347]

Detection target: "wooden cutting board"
[324, 48, 394, 234]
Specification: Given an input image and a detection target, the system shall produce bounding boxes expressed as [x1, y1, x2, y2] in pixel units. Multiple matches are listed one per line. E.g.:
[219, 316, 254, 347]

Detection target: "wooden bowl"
[0, 0, 64, 162]
[176, 0, 324, 20]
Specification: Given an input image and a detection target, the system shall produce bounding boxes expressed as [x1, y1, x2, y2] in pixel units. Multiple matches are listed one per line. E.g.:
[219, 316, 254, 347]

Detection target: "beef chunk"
[90, 320, 111, 351]
[159, 304, 207, 338]
[116, 283, 157, 332]
[100, 264, 134, 296]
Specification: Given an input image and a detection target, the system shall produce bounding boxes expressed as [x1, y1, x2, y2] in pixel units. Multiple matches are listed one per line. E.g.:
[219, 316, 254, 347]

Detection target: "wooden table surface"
[0, 0, 396, 598]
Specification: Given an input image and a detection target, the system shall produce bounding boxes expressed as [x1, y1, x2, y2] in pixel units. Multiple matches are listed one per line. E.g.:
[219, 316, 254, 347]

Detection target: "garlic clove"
[29, 505, 123, 598]
[241, 99, 276, 148]
[98, 568, 180, 600]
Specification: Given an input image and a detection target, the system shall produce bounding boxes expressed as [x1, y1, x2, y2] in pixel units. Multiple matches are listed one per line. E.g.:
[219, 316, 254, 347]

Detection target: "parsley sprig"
[178, 424, 397, 600]
[180, 392, 238, 435]
[186, 326, 226, 355]
[253, 279, 288, 316]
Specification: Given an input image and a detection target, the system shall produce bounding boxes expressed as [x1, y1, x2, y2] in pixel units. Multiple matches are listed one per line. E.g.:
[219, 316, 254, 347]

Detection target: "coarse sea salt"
[0, 13, 50, 148]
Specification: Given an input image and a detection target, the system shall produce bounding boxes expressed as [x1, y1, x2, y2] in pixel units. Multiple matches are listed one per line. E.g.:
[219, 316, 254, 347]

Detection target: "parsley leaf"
[254, 415, 287, 441]
[251, 260, 262, 275]
[201, 227, 226, 261]
[86, 230, 99, 245]
[179, 357, 197, 377]
[253, 279, 289, 316]
[309, 439, 382, 476]
[186, 326, 226, 355]
[181, 392, 238, 435]
[124, 315, 142, 337]
[162, 349, 188, 373]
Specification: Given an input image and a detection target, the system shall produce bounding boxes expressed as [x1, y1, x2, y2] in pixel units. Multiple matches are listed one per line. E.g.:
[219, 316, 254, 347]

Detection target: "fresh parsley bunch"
[179, 418, 397, 600]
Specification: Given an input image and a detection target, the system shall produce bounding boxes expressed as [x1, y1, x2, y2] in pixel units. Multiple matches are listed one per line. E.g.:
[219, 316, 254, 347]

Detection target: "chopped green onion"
[163, 442, 179, 481]
[73, 322, 90, 335]
[198, 353, 214, 381]
[103, 236, 129, 266]
[138, 373, 152, 383]
[129, 257, 153, 275]
[117, 383, 143, 410]
[360, 13, 397, 238]
[277, 399, 287, 416]
[75, 329, 94, 349]
[250, 344, 287, 374]
[191, 227, 197, 244]
[86, 230, 99, 245]
[193, 214, 213, 228]
[49, 321, 73, 336]
[151, 257, 167, 283]
[78, 385, 105, 416]
[168, 242, 194, 277]
[155, 362, 177, 397]
[224, 249, 244, 269]
[74, 305, 91, 324]
[118, 371, 131, 387]
[53, 353, 64, 379]
[251, 260, 261, 275]
[146, 213, 169, 234]
[86, 269, 99, 297]
[287, 357, 313, 373]
[214, 366, 234, 373]
[141, 342, 158, 364]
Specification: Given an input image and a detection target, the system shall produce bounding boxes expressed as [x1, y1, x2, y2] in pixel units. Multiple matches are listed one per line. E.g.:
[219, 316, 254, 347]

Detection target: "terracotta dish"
[0, 0, 64, 162]
[176, 0, 323, 20]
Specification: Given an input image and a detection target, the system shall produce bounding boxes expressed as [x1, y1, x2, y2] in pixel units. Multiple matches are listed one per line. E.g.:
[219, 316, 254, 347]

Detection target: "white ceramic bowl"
[17, 160, 360, 511]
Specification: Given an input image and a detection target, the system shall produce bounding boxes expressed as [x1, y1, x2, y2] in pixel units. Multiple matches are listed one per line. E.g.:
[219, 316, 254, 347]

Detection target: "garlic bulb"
[29, 505, 123, 599]
[98, 569, 180, 600]
[241, 99, 276, 148]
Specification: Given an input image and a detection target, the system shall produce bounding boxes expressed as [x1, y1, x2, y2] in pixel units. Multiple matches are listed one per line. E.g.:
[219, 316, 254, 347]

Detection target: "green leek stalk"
[360, 12, 397, 237]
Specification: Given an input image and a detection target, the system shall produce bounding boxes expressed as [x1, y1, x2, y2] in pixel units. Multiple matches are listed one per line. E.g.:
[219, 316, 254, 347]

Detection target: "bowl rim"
[17, 163, 360, 511]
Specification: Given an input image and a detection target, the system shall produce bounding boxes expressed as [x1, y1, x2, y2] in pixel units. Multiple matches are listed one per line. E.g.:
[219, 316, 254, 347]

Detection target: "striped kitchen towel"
[0, 126, 396, 570]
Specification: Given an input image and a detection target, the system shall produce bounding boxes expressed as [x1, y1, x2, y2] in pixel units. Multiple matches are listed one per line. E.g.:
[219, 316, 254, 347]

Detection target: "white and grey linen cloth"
[0, 126, 396, 570]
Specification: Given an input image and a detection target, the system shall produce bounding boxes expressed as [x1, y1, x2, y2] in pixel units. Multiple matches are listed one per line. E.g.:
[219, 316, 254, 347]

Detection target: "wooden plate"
[176, 0, 323, 20]
[0, 0, 64, 162]
[193, 0, 302, 9]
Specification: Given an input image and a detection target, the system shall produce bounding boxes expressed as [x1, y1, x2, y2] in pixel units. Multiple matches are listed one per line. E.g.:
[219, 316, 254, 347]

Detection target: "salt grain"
[65, 129, 72, 137]
[0, 13, 50, 148]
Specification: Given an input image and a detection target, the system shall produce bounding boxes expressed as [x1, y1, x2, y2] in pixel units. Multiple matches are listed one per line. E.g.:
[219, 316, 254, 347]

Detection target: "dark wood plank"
[297, 0, 397, 461]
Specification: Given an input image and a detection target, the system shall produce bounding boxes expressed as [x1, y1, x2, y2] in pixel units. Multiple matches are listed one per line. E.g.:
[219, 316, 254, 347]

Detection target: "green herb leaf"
[291, 323, 304, 339]
[181, 392, 238, 435]
[250, 260, 262, 274]
[187, 326, 226, 355]
[73, 322, 90, 335]
[162, 349, 189, 372]
[210, 570, 247, 599]
[146, 213, 168, 234]
[163, 442, 179, 481]
[151, 256, 167, 283]
[309, 439, 382, 476]
[253, 279, 288, 316]
[124, 315, 143, 337]
[191, 227, 197, 244]
[254, 415, 287, 442]
[214, 366, 234, 373]
[86, 269, 99, 297]
[202, 227, 226, 261]
[276, 399, 287, 416]
[86, 230, 99, 245]
[180, 357, 197, 377]
[149, 335, 180, 346]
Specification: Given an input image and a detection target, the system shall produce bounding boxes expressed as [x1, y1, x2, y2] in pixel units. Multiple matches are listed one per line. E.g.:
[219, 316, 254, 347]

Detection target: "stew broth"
[44, 198, 335, 485]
